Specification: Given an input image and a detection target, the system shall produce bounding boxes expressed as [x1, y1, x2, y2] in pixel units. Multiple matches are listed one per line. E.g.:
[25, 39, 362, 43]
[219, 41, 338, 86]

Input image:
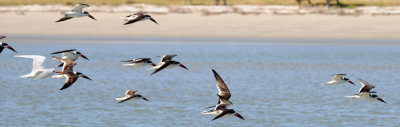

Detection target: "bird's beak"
[348, 81, 355, 85]
[142, 97, 149, 101]
[7, 46, 17, 53]
[81, 75, 92, 81]
[377, 98, 386, 104]
[150, 18, 158, 24]
[179, 64, 188, 70]
[55, 71, 63, 74]
[151, 63, 156, 66]
[80, 54, 89, 60]
[88, 15, 97, 21]
[235, 113, 245, 120]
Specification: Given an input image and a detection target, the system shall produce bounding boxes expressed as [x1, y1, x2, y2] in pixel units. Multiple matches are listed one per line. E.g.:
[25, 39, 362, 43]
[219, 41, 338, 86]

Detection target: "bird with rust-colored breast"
[52, 56, 91, 90]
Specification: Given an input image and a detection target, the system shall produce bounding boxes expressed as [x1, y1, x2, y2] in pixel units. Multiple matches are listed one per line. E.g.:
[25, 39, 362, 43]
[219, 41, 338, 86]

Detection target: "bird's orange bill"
[55, 71, 63, 73]
[179, 64, 188, 70]
[150, 18, 158, 24]
[235, 113, 245, 120]
[81, 75, 92, 80]
[88, 15, 96, 20]
[7, 46, 17, 53]
[348, 81, 355, 85]
[80, 54, 89, 60]
[151, 63, 156, 66]
[142, 97, 150, 101]
[377, 98, 386, 104]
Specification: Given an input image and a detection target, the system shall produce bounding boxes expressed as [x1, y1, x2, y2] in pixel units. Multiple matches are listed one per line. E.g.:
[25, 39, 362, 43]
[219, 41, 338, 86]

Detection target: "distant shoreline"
[1, 4, 400, 16]
[2, 12, 400, 40]
[7, 35, 400, 45]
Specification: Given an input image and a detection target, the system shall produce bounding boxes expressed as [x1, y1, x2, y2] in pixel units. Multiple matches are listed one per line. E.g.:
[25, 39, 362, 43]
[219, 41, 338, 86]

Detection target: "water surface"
[1, 37, 400, 126]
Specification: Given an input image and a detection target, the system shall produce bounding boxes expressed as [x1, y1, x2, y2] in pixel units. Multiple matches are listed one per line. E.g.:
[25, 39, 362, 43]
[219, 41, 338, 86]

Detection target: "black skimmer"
[346, 78, 386, 104]
[51, 49, 89, 67]
[116, 90, 149, 103]
[14, 55, 55, 80]
[201, 69, 244, 121]
[121, 58, 156, 69]
[323, 74, 355, 85]
[149, 54, 188, 75]
[55, 3, 96, 23]
[122, 12, 158, 25]
[52, 56, 91, 90]
[0, 35, 17, 54]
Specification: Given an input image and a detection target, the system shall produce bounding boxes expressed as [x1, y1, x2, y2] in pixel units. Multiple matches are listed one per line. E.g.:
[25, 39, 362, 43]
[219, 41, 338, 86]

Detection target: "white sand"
[1, 12, 400, 40]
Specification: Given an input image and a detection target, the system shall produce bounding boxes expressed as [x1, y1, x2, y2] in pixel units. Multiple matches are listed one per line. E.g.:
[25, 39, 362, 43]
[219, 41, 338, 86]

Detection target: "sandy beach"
[1, 11, 400, 40]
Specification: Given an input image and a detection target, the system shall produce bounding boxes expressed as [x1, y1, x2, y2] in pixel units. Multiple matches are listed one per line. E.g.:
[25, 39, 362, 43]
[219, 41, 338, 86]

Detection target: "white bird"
[14, 55, 55, 80]
[56, 3, 96, 22]
[115, 90, 149, 103]
[323, 74, 355, 85]
[345, 78, 386, 104]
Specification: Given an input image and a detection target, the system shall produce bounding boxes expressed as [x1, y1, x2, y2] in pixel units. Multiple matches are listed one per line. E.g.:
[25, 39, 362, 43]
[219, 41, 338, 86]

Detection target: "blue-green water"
[1, 37, 400, 126]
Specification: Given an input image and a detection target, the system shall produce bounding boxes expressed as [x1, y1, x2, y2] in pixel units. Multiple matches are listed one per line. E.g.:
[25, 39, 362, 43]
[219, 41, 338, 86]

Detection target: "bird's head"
[76, 72, 92, 81]
[84, 11, 96, 21]
[76, 52, 89, 60]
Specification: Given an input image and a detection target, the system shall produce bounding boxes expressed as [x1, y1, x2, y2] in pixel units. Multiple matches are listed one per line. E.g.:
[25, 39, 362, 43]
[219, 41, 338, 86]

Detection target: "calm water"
[1, 37, 400, 126]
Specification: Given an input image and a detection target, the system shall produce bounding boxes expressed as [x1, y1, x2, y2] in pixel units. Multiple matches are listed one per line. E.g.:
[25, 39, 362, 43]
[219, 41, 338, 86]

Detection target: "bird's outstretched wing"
[60, 74, 78, 90]
[71, 3, 90, 12]
[357, 78, 375, 93]
[124, 17, 141, 25]
[150, 61, 173, 75]
[0, 35, 5, 40]
[212, 69, 231, 100]
[51, 49, 76, 54]
[14, 55, 46, 72]
[56, 17, 73, 23]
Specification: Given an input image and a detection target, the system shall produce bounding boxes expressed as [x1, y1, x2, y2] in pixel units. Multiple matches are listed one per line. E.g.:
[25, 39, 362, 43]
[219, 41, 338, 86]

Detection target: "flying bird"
[345, 78, 386, 104]
[56, 3, 96, 22]
[149, 54, 188, 75]
[52, 56, 91, 90]
[14, 55, 55, 80]
[0, 35, 17, 54]
[121, 58, 156, 69]
[323, 74, 355, 85]
[115, 90, 149, 103]
[201, 69, 244, 121]
[51, 49, 89, 67]
[122, 12, 158, 25]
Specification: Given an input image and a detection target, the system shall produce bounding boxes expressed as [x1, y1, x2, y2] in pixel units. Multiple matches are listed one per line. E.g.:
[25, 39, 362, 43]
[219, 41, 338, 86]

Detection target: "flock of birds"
[0, 3, 387, 122]
[55, 3, 158, 25]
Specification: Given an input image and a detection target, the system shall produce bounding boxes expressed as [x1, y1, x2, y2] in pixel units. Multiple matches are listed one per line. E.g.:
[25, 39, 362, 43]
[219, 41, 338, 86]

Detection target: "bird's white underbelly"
[52, 74, 66, 79]
[201, 110, 222, 116]
[324, 80, 346, 85]
[65, 12, 86, 17]
[123, 63, 149, 68]
[61, 55, 78, 61]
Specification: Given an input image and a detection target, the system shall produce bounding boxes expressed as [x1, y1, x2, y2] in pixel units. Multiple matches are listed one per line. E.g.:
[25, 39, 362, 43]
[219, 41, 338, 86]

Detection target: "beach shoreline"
[1, 12, 400, 41]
